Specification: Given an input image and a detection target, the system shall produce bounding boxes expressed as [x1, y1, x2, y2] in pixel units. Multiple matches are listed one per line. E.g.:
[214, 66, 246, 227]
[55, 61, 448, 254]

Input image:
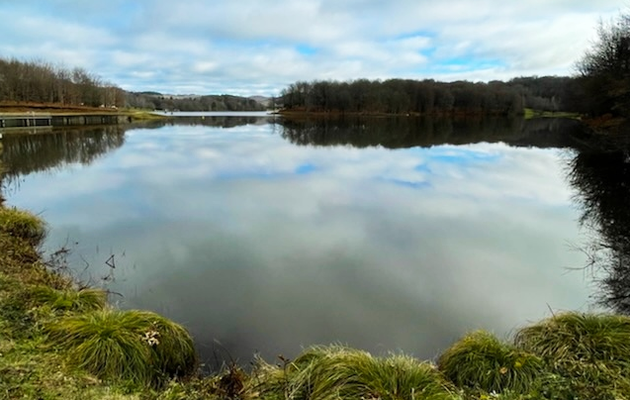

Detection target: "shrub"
[257, 345, 458, 400]
[0, 207, 47, 247]
[437, 330, 543, 394]
[46, 309, 198, 386]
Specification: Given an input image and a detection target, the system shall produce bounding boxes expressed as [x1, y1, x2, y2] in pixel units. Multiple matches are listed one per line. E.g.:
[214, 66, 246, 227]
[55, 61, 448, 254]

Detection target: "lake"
[0, 114, 598, 368]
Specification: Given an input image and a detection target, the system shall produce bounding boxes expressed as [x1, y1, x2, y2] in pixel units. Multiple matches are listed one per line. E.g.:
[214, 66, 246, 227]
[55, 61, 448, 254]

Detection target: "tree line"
[125, 92, 265, 112]
[278, 6, 630, 119]
[0, 58, 126, 108]
[0, 57, 264, 111]
[278, 77, 583, 116]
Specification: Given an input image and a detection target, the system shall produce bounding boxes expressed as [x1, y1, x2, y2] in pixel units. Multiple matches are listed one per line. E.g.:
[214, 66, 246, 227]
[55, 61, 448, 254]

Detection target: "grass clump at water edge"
[253, 344, 459, 400]
[512, 312, 630, 398]
[437, 330, 543, 395]
[514, 312, 630, 367]
[30, 286, 108, 313]
[0, 206, 47, 247]
[45, 308, 198, 387]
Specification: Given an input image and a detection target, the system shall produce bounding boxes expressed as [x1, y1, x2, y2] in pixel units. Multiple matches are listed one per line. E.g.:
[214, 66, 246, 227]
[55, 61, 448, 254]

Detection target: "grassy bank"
[1, 203, 630, 399]
[523, 108, 581, 120]
[0, 101, 170, 123]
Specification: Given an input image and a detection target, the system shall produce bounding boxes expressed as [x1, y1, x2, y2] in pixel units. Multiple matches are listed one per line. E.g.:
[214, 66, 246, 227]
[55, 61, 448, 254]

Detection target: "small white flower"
[142, 330, 160, 346]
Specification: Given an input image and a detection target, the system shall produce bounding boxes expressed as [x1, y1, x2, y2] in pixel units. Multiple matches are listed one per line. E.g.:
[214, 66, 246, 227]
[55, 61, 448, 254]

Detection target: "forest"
[0, 57, 265, 112]
[278, 76, 582, 116]
[0, 58, 126, 108]
[124, 92, 265, 112]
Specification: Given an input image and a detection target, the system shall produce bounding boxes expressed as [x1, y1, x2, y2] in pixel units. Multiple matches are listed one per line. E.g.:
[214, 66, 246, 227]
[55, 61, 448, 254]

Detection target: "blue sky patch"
[295, 163, 317, 174]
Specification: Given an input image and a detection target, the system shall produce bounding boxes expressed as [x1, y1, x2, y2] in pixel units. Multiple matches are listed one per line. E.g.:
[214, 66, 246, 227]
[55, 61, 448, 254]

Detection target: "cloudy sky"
[0, 1, 625, 96]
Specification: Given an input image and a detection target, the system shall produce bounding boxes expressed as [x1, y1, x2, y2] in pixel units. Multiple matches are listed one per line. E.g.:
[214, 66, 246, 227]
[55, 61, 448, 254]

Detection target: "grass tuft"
[256, 345, 457, 400]
[45, 309, 198, 386]
[31, 286, 108, 313]
[437, 330, 543, 394]
[0, 207, 47, 247]
[514, 312, 630, 369]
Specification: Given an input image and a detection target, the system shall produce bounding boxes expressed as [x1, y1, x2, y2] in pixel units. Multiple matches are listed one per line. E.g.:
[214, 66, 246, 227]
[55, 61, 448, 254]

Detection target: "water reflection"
[1, 126, 125, 180]
[3, 117, 592, 367]
[568, 150, 630, 313]
[278, 116, 588, 149]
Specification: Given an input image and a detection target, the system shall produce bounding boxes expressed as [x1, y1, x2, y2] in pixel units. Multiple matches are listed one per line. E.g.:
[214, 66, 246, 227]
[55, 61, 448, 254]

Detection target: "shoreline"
[0, 199, 629, 398]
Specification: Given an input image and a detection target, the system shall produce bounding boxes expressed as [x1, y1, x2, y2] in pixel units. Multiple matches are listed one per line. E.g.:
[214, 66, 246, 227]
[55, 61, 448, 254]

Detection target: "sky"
[0, 0, 626, 96]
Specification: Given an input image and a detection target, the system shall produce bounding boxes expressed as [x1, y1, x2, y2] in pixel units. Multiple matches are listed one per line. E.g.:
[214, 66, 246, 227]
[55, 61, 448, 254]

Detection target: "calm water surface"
[2, 116, 595, 365]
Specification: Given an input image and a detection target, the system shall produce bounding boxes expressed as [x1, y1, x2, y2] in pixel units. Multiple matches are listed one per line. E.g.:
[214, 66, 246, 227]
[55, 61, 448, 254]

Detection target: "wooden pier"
[0, 113, 130, 131]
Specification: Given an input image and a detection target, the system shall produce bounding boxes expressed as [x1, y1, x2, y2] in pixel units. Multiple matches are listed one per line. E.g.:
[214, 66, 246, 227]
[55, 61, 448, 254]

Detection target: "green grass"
[45, 309, 198, 387]
[523, 108, 581, 120]
[0, 206, 47, 247]
[31, 286, 108, 313]
[437, 330, 543, 394]
[512, 312, 630, 398]
[514, 312, 630, 369]
[255, 345, 458, 400]
[123, 109, 171, 121]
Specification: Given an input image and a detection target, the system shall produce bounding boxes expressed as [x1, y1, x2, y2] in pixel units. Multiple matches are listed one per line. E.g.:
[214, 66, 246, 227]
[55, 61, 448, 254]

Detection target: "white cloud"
[0, 0, 626, 94]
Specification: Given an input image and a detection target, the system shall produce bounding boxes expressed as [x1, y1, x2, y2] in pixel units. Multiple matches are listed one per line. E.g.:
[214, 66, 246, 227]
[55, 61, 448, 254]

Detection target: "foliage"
[0, 57, 125, 107]
[125, 92, 266, 112]
[45, 309, 198, 386]
[575, 11, 630, 116]
[0, 206, 47, 247]
[255, 345, 458, 400]
[279, 77, 580, 116]
[437, 331, 543, 394]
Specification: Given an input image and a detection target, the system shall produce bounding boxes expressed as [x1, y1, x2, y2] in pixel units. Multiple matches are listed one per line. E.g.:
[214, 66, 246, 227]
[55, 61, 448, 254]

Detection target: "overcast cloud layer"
[0, 1, 625, 96]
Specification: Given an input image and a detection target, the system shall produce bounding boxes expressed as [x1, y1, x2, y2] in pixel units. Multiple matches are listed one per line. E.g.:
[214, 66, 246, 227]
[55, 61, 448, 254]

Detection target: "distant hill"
[126, 92, 266, 111]
[249, 96, 273, 107]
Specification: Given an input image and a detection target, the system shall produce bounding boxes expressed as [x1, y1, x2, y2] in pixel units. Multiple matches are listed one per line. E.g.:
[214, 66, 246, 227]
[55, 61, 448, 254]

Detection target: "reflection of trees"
[1, 126, 125, 181]
[568, 150, 630, 313]
[278, 116, 589, 149]
[0, 117, 276, 188]
[158, 116, 274, 129]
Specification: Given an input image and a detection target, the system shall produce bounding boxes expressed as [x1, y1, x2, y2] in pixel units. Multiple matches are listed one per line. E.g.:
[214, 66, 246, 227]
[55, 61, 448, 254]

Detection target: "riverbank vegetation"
[2, 200, 630, 398]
